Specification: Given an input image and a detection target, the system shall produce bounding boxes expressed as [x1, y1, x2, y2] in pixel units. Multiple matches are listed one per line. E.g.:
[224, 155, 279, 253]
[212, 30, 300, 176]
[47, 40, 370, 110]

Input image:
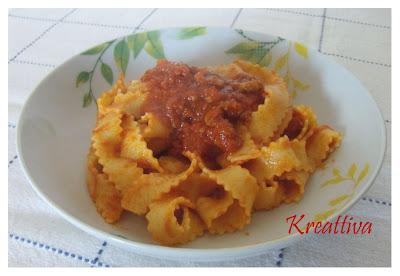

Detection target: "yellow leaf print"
[318, 162, 370, 224]
[294, 42, 308, 58]
[332, 168, 341, 177]
[321, 177, 345, 188]
[329, 195, 351, 206]
[274, 52, 288, 71]
[283, 73, 290, 84]
[347, 163, 357, 178]
[356, 164, 370, 186]
[293, 79, 310, 91]
[314, 208, 337, 222]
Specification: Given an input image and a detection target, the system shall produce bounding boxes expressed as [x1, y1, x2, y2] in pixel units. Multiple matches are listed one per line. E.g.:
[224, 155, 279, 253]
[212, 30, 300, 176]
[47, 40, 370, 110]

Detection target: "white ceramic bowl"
[17, 27, 386, 261]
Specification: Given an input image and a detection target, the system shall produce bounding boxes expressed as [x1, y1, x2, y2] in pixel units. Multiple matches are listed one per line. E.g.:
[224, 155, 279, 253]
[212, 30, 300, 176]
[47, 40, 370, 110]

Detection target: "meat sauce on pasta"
[87, 60, 342, 246]
[141, 60, 265, 159]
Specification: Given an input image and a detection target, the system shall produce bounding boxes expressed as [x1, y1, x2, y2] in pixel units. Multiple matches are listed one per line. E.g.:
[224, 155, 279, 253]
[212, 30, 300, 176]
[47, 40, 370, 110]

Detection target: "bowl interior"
[18, 27, 385, 254]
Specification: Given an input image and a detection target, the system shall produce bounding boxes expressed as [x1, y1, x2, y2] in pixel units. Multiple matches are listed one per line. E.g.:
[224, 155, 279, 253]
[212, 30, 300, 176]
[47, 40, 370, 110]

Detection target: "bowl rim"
[16, 26, 387, 261]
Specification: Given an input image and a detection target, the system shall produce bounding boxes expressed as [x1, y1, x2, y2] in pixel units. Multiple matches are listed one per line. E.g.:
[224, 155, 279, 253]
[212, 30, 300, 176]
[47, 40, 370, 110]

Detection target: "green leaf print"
[113, 39, 130, 74]
[226, 42, 264, 54]
[76, 71, 90, 87]
[101, 62, 113, 85]
[127, 32, 148, 58]
[81, 42, 109, 55]
[82, 92, 92, 107]
[178, 27, 207, 39]
[145, 31, 165, 59]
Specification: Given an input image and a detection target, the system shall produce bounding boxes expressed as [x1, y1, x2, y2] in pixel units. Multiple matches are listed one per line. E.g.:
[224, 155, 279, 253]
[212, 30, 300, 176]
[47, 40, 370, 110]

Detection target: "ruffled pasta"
[283, 105, 318, 141]
[92, 111, 143, 192]
[92, 111, 123, 157]
[146, 195, 205, 245]
[196, 190, 234, 228]
[139, 112, 171, 139]
[207, 200, 249, 234]
[87, 145, 100, 200]
[86, 146, 122, 223]
[159, 155, 190, 174]
[234, 60, 291, 145]
[306, 126, 342, 169]
[110, 81, 147, 118]
[121, 153, 197, 215]
[248, 136, 311, 181]
[226, 125, 261, 164]
[86, 60, 342, 246]
[247, 132, 325, 210]
[248, 85, 291, 145]
[97, 74, 126, 115]
[278, 170, 310, 203]
[101, 157, 143, 192]
[272, 107, 293, 140]
[196, 156, 258, 217]
[171, 173, 218, 203]
[295, 105, 317, 140]
[253, 180, 285, 211]
[93, 173, 123, 224]
[120, 114, 163, 172]
[186, 153, 258, 233]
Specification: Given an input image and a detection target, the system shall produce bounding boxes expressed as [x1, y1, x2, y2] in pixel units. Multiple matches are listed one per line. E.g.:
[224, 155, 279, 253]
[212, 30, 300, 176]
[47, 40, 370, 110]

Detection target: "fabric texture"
[8, 8, 391, 267]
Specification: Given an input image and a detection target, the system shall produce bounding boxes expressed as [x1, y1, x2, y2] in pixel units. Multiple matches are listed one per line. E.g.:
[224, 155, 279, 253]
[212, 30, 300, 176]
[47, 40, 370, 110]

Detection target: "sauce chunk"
[141, 60, 265, 159]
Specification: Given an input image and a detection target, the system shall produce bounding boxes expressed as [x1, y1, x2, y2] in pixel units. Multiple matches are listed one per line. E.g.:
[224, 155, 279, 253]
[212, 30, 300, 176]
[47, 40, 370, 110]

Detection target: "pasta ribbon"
[86, 146, 122, 223]
[184, 152, 258, 233]
[195, 153, 258, 217]
[92, 111, 123, 158]
[306, 126, 342, 169]
[196, 190, 234, 228]
[171, 173, 218, 203]
[110, 81, 147, 118]
[253, 170, 310, 210]
[226, 125, 261, 164]
[278, 170, 310, 203]
[283, 105, 317, 141]
[249, 84, 291, 145]
[294, 105, 317, 140]
[159, 155, 190, 174]
[121, 152, 198, 215]
[272, 107, 293, 140]
[92, 111, 143, 192]
[120, 114, 163, 172]
[253, 180, 285, 211]
[248, 136, 311, 181]
[207, 200, 249, 234]
[97, 74, 126, 115]
[101, 157, 143, 192]
[146, 195, 205, 245]
[139, 112, 171, 139]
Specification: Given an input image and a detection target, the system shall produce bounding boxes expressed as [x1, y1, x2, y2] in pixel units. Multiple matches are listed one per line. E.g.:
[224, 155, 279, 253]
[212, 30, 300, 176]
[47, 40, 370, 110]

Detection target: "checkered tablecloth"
[8, 8, 391, 267]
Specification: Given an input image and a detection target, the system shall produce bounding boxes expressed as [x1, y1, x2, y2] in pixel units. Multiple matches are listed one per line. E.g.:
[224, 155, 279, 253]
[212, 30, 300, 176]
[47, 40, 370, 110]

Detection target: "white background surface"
[8, 8, 391, 267]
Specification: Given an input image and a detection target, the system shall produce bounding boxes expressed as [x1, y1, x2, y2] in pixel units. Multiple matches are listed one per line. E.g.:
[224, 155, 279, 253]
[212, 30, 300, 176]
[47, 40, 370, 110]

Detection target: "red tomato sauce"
[141, 60, 265, 159]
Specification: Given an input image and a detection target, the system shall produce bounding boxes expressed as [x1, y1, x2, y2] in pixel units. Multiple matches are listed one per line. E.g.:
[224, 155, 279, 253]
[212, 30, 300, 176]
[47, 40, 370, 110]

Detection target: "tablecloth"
[8, 8, 391, 267]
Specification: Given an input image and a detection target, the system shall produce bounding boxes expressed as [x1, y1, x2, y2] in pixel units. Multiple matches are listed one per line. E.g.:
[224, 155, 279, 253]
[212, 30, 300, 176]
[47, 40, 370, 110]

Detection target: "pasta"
[121, 152, 197, 215]
[146, 195, 205, 245]
[86, 146, 123, 223]
[86, 60, 342, 245]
